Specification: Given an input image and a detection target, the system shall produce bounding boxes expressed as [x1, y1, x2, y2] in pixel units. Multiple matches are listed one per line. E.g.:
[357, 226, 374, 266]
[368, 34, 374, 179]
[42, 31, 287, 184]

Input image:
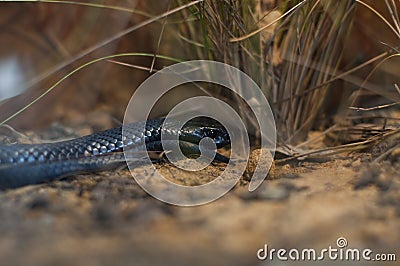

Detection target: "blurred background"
[0, 2, 399, 266]
[0, 0, 398, 141]
[0, 0, 174, 130]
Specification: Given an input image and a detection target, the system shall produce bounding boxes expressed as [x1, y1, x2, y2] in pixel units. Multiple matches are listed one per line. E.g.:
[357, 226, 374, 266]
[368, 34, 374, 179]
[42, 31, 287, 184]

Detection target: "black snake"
[0, 117, 230, 189]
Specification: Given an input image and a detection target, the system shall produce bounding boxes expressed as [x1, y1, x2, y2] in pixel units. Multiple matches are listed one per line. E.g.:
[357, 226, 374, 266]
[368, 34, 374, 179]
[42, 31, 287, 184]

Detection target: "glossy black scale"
[0, 117, 230, 189]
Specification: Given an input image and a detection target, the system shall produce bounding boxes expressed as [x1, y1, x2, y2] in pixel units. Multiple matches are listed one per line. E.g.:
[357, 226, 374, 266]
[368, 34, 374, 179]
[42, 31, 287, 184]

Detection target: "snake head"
[196, 126, 230, 148]
[180, 117, 231, 149]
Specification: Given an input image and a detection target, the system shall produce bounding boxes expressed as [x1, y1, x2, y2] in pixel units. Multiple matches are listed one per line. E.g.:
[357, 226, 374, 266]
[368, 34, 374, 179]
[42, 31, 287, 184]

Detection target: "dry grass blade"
[271, 0, 355, 144]
[173, 0, 400, 163]
[276, 128, 400, 163]
[13, 0, 154, 17]
[342, 1, 400, 119]
[230, 0, 307, 42]
[356, 0, 400, 39]
[176, 0, 268, 137]
[15, 0, 204, 94]
[0, 53, 182, 125]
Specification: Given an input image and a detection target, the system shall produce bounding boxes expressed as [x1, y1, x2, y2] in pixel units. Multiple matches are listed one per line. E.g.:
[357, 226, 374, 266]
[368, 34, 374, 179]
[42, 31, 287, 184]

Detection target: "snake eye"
[180, 117, 230, 148]
[203, 127, 230, 148]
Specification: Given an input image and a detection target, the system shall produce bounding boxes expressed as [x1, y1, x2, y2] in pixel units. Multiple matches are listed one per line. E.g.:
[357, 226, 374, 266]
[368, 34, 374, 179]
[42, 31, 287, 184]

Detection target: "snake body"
[0, 117, 230, 189]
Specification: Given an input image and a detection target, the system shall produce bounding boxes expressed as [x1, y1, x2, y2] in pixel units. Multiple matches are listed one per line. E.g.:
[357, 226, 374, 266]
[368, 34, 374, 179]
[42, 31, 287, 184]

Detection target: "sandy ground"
[0, 2, 399, 265]
[0, 135, 399, 266]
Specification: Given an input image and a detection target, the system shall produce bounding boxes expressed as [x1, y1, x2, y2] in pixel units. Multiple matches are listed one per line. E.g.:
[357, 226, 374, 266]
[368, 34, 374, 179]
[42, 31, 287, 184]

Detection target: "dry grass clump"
[3, 0, 399, 160]
[181, 0, 400, 157]
[177, 0, 355, 145]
